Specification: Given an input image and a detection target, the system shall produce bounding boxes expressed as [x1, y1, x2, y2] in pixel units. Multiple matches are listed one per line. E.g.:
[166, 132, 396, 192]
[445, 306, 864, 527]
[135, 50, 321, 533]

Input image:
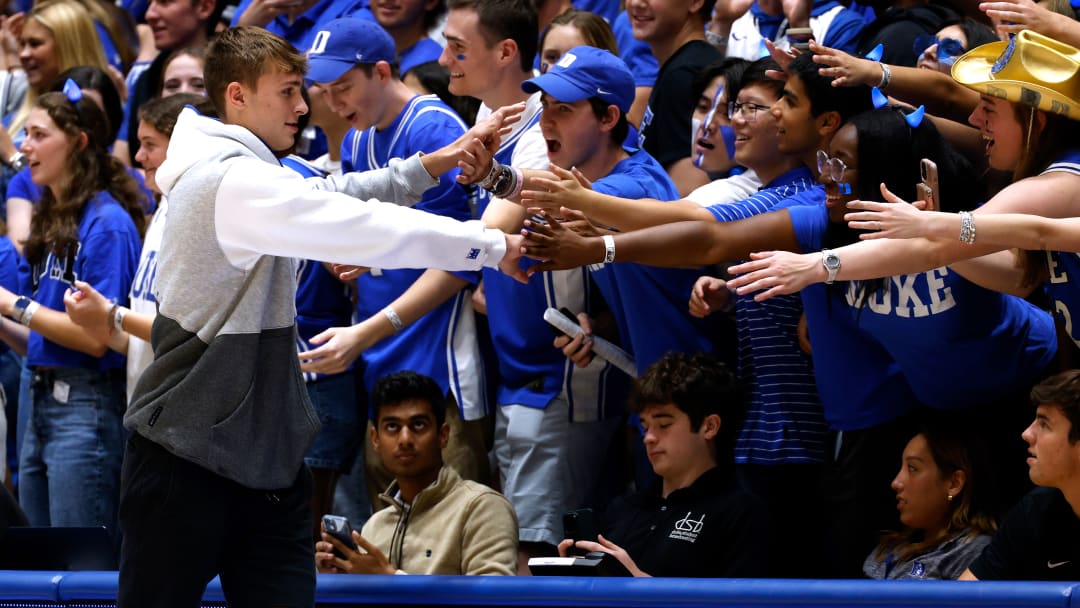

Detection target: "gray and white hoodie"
[125, 108, 508, 489]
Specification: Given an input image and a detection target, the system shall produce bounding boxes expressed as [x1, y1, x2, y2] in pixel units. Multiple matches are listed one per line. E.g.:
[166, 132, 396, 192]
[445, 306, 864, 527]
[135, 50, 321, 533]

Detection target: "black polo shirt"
[969, 487, 1080, 580]
[602, 466, 769, 577]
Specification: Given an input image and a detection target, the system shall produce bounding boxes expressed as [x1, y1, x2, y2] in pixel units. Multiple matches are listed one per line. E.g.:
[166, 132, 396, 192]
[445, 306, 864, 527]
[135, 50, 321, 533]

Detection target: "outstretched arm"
[520, 207, 802, 273]
[522, 165, 715, 231]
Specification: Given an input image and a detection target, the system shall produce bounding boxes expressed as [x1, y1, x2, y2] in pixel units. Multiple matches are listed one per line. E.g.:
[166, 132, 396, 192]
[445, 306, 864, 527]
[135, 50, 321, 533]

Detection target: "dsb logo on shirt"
[669, 512, 705, 543]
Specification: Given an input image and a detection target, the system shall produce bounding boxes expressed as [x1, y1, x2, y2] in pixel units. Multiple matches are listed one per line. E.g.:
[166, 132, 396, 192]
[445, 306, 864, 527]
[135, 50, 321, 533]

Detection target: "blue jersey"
[281, 156, 357, 381]
[342, 95, 488, 418]
[0, 237, 18, 357]
[588, 148, 718, 372]
[1043, 151, 1080, 348]
[710, 169, 828, 464]
[788, 203, 917, 430]
[23, 191, 140, 370]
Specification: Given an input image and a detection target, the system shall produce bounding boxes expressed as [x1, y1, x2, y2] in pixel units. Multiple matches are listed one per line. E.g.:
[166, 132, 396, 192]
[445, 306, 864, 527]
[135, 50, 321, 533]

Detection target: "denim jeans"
[18, 367, 126, 528]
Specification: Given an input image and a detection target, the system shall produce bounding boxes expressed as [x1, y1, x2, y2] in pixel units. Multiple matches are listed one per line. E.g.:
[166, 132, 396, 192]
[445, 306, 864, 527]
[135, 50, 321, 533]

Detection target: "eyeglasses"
[727, 101, 771, 122]
[816, 150, 848, 183]
[913, 35, 966, 64]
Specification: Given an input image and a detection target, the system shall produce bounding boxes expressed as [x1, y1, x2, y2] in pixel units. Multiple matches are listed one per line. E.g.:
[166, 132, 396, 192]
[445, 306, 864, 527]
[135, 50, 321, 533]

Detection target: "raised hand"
[520, 164, 593, 213]
[688, 275, 732, 318]
[727, 250, 824, 301]
[810, 40, 882, 88]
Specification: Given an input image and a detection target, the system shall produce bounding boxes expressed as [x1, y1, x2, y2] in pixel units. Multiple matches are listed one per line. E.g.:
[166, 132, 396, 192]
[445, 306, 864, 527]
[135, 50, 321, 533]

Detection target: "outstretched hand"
[499, 233, 530, 283]
[845, 183, 933, 240]
[810, 40, 880, 88]
[981, 0, 1064, 38]
[567, 534, 649, 577]
[520, 164, 593, 212]
[520, 209, 605, 274]
[726, 250, 824, 301]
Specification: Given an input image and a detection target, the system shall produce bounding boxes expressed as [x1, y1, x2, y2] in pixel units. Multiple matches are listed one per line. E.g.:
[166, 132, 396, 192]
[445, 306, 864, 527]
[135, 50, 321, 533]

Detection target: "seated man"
[559, 352, 769, 577]
[316, 371, 518, 575]
[961, 370, 1080, 581]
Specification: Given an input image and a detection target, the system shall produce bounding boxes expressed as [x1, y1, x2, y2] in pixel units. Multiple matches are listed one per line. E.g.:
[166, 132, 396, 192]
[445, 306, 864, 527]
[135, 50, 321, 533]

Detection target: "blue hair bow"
[63, 78, 82, 103]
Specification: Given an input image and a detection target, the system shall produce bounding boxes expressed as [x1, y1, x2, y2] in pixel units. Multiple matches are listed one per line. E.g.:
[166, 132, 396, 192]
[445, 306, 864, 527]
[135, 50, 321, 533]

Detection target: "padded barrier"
[0, 571, 1077, 607]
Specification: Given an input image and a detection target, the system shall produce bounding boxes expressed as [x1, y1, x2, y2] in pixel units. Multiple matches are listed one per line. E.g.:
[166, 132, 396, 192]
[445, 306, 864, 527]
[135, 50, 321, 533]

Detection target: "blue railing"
[0, 572, 1077, 607]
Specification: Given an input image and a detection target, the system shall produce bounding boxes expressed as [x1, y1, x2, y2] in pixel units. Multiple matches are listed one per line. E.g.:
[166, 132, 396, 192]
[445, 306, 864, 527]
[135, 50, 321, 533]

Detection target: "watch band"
[822, 248, 841, 284]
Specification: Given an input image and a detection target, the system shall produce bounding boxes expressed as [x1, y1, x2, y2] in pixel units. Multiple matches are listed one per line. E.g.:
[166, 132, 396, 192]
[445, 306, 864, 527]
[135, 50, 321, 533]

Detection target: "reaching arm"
[299, 270, 471, 375]
[521, 207, 801, 273]
[982, 0, 1080, 46]
[810, 41, 981, 124]
[522, 165, 715, 230]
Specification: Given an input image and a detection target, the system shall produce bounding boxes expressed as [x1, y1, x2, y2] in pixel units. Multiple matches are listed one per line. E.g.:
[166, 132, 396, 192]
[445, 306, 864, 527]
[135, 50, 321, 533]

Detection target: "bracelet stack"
[878, 63, 892, 90]
[959, 211, 976, 244]
[482, 163, 524, 199]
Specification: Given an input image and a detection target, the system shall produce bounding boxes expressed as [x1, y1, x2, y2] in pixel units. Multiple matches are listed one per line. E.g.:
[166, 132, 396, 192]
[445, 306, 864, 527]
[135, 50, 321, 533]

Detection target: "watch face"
[824, 253, 840, 270]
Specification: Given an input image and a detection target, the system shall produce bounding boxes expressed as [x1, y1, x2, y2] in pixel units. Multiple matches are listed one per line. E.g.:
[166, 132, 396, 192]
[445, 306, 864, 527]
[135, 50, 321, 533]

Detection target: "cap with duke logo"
[521, 46, 635, 114]
[306, 18, 396, 84]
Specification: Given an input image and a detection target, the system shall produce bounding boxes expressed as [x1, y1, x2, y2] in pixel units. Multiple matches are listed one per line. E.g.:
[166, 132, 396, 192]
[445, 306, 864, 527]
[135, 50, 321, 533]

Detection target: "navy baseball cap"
[306, 18, 396, 84]
[522, 46, 635, 114]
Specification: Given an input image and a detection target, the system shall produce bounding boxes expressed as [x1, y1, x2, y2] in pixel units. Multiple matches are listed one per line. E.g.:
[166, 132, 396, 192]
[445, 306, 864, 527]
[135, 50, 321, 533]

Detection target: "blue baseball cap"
[306, 18, 396, 84]
[522, 46, 635, 114]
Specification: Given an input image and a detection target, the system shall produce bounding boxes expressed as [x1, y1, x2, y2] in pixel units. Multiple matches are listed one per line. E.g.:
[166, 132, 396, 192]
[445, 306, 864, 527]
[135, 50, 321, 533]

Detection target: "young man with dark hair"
[630, 0, 722, 196]
[440, 0, 622, 569]
[961, 370, 1080, 581]
[117, 25, 524, 608]
[560, 352, 769, 577]
[300, 17, 493, 494]
[315, 371, 518, 575]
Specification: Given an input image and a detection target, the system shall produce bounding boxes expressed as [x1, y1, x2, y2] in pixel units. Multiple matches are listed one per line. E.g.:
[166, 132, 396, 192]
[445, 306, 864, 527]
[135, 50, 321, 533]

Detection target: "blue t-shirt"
[588, 148, 719, 372]
[399, 37, 444, 76]
[22, 191, 140, 370]
[281, 155, 356, 381]
[230, 0, 371, 53]
[573, 0, 620, 23]
[845, 269, 1055, 408]
[786, 202, 917, 430]
[0, 236, 19, 357]
[612, 11, 659, 89]
[342, 95, 484, 410]
[710, 169, 828, 464]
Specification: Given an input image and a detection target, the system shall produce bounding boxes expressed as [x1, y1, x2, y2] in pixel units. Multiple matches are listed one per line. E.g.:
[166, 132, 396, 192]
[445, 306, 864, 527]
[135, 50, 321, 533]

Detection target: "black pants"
[117, 433, 315, 608]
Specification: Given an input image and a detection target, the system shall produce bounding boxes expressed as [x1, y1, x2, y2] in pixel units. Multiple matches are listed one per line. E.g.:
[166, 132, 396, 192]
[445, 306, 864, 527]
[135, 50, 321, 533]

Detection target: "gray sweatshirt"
[125, 109, 509, 489]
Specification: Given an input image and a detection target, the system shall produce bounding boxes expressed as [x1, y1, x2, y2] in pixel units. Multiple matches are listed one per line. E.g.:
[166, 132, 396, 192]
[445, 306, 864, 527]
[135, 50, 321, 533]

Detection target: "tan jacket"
[362, 466, 518, 575]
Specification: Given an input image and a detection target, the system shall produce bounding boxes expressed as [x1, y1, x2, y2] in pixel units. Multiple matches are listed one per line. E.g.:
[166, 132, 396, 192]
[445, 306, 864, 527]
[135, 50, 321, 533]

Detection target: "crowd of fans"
[0, 0, 1079, 594]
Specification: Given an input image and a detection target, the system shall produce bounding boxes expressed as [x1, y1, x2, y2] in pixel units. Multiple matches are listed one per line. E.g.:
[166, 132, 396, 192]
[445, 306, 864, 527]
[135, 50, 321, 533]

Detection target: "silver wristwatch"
[822, 248, 841, 284]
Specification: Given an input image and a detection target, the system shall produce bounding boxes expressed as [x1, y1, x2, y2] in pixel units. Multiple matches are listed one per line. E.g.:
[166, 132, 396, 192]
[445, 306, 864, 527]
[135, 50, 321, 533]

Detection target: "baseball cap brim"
[307, 57, 356, 85]
[522, 72, 593, 104]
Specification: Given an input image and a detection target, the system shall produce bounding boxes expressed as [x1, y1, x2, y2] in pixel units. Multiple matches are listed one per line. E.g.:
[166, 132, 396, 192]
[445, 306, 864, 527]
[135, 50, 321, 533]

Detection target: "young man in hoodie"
[315, 371, 518, 575]
[117, 25, 524, 608]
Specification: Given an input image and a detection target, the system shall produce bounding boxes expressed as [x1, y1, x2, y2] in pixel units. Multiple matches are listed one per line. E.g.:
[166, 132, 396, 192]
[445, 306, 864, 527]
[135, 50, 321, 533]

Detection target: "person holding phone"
[557, 352, 769, 578]
[316, 371, 518, 575]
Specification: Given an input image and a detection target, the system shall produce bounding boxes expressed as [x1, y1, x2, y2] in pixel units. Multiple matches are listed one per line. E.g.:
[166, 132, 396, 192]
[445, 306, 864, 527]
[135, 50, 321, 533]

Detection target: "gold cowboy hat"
[952, 29, 1080, 121]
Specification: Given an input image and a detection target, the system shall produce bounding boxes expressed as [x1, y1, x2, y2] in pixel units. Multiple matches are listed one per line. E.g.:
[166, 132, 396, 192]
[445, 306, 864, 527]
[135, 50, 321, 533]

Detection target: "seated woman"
[865, 422, 998, 579]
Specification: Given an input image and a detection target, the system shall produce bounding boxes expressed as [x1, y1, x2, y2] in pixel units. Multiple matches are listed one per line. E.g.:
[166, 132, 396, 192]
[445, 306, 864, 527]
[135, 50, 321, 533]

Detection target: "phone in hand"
[322, 514, 358, 559]
[562, 508, 597, 556]
[916, 158, 940, 211]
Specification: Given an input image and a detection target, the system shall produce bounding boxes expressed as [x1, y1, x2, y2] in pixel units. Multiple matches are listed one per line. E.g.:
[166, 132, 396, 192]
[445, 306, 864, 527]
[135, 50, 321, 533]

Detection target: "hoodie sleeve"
[308, 152, 438, 207]
[215, 157, 506, 272]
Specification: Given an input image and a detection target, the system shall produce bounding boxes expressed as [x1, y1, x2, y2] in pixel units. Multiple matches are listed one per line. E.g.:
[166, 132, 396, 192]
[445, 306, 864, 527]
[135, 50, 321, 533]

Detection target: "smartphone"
[562, 508, 597, 556]
[916, 158, 940, 211]
[322, 514, 358, 559]
[547, 307, 580, 338]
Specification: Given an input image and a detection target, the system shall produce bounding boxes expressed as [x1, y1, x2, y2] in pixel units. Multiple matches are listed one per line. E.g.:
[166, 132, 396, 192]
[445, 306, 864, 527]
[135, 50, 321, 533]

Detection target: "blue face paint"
[694, 85, 726, 168]
[456, 54, 467, 61]
[838, 183, 852, 195]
